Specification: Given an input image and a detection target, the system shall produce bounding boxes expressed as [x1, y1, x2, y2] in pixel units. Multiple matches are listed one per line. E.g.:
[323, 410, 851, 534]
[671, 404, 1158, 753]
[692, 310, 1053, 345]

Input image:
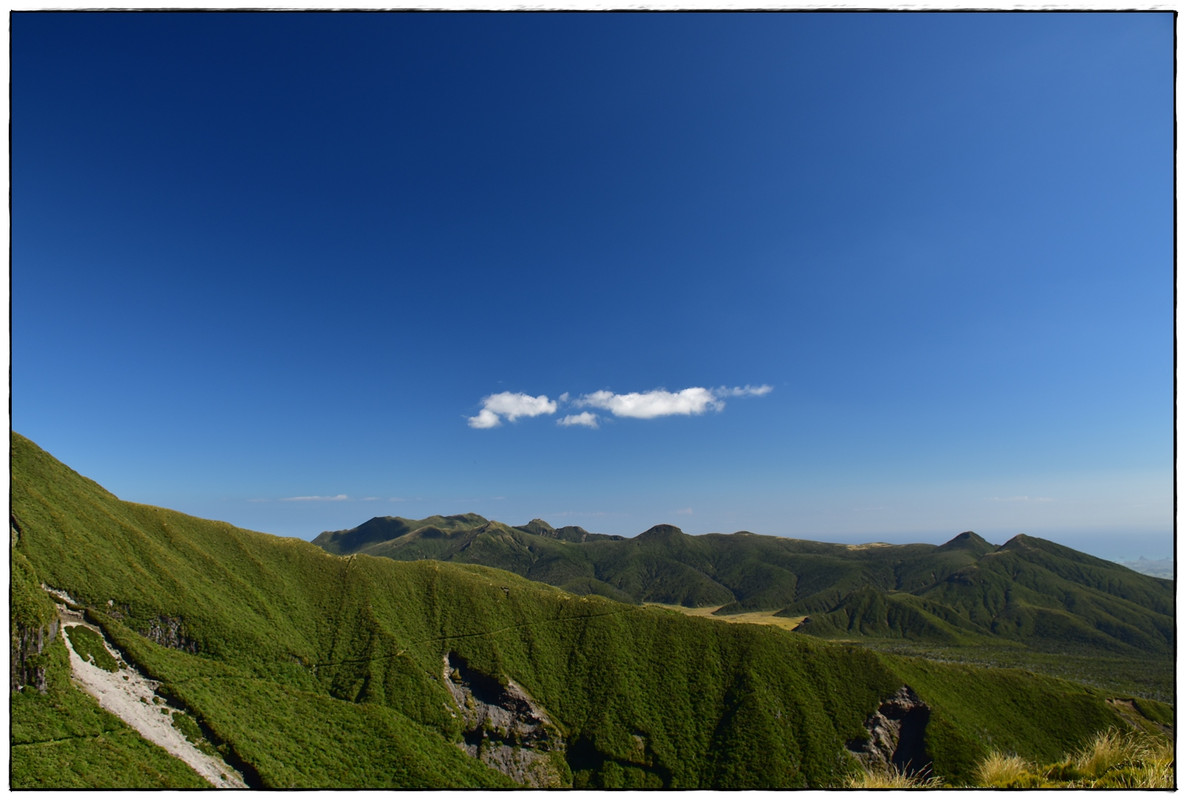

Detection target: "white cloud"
[467, 384, 771, 428]
[989, 495, 1055, 503]
[577, 387, 722, 418]
[574, 384, 770, 419]
[468, 392, 557, 428]
[467, 408, 502, 429]
[281, 494, 350, 502]
[558, 412, 600, 428]
[718, 384, 773, 397]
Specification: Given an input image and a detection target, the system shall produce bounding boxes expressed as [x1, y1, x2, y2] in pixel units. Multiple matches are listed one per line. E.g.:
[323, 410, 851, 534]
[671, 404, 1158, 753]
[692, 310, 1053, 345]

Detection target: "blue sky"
[13, 12, 1173, 562]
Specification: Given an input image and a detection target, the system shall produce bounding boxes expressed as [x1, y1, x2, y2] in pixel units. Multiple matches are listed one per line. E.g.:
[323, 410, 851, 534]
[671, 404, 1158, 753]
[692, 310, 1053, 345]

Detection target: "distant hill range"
[10, 433, 1174, 789]
[315, 516, 1174, 657]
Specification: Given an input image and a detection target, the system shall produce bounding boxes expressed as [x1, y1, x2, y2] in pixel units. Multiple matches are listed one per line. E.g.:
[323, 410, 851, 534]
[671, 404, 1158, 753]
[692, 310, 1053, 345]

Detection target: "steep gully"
[43, 587, 247, 789]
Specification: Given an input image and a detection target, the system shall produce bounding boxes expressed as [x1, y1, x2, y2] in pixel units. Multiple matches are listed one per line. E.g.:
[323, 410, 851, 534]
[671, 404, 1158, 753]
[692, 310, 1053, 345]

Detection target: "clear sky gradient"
[13, 12, 1173, 562]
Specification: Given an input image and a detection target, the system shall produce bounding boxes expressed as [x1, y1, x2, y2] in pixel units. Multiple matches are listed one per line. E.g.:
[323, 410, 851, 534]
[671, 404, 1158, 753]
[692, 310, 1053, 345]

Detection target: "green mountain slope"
[11, 433, 1169, 788]
[315, 515, 1173, 658]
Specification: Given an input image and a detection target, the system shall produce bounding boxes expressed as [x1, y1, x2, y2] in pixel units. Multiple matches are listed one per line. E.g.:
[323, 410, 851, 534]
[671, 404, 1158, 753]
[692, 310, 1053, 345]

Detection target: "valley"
[316, 513, 1175, 700]
[10, 432, 1175, 789]
[646, 603, 808, 631]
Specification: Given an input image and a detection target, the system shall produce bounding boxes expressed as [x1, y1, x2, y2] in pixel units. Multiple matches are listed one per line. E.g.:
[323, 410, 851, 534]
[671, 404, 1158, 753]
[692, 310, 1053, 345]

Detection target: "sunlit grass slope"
[848, 728, 1174, 789]
[316, 515, 1173, 663]
[10, 433, 1163, 788]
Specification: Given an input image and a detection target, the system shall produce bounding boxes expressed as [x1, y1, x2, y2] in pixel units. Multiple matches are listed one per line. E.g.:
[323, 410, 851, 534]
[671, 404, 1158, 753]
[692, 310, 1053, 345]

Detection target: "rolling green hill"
[10, 433, 1172, 788]
[315, 515, 1174, 659]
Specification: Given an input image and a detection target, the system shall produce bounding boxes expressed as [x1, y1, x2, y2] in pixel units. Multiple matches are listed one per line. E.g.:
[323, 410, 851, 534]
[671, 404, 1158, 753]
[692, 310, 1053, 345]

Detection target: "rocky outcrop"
[846, 686, 932, 775]
[443, 652, 565, 787]
[11, 578, 64, 694]
[11, 618, 58, 693]
[141, 616, 200, 654]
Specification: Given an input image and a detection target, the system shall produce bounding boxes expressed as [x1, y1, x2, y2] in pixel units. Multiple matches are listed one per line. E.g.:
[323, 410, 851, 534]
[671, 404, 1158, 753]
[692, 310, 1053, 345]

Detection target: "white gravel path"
[59, 607, 247, 789]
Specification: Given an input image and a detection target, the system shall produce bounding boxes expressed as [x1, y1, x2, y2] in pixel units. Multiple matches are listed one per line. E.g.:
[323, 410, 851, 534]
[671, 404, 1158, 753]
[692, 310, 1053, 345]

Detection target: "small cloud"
[467, 384, 770, 427]
[468, 391, 557, 429]
[574, 385, 770, 419]
[718, 384, 773, 397]
[576, 387, 723, 419]
[281, 494, 350, 502]
[674, 507, 694, 516]
[558, 412, 600, 428]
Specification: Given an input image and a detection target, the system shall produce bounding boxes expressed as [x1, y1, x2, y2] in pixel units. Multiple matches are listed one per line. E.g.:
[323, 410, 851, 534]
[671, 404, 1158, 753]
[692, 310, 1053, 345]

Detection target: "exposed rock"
[10, 617, 58, 693]
[141, 616, 200, 654]
[443, 652, 565, 787]
[846, 686, 932, 775]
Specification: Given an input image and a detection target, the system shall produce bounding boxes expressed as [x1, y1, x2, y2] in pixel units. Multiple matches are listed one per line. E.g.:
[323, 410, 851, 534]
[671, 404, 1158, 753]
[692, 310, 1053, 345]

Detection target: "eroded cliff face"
[10, 579, 65, 694]
[846, 685, 932, 775]
[443, 652, 566, 787]
[141, 616, 200, 653]
[11, 617, 58, 693]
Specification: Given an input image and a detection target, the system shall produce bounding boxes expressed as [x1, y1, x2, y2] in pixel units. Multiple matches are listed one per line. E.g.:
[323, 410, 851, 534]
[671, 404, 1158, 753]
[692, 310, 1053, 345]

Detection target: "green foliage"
[11, 548, 57, 630]
[10, 638, 209, 788]
[852, 728, 1175, 789]
[169, 710, 218, 757]
[973, 728, 1175, 789]
[317, 514, 1173, 666]
[878, 651, 1127, 784]
[64, 625, 120, 672]
[10, 432, 1167, 789]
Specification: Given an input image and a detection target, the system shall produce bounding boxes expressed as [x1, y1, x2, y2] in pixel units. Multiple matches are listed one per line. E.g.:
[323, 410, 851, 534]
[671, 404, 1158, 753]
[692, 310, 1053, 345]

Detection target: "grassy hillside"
[315, 514, 1174, 662]
[10, 433, 1169, 788]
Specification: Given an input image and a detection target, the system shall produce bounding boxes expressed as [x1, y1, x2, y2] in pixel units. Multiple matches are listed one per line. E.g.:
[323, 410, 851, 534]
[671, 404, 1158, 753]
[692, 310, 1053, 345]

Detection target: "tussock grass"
[846, 765, 943, 789]
[1076, 727, 1134, 777]
[974, 752, 1038, 788]
[1069, 728, 1175, 789]
[848, 729, 1175, 789]
[969, 729, 1174, 789]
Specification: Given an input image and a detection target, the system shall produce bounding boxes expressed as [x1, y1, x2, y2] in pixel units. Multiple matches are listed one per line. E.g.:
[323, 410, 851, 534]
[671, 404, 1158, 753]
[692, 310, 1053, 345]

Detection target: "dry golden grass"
[1071, 728, 1175, 788]
[967, 729, 1174, 789]
[845, 765, 943, 789]
[974, 752, 1037, 788]
[646, 604, 807, 631]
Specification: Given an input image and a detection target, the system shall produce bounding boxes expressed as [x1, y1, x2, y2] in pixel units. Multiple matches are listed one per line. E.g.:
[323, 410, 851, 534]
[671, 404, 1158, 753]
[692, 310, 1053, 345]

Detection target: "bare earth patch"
[57, 605, 246, 789]
[646, 604, 807, 631]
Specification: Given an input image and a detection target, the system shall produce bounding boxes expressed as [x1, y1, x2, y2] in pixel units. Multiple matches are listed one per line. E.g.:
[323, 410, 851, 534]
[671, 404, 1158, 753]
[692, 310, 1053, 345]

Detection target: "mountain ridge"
[314, 517, 1173, 658]
[10, 433, 1174, 788]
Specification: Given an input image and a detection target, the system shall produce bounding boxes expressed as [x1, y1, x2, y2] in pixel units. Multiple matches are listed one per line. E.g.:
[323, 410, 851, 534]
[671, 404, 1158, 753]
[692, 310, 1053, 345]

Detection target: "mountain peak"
[937, 531, 993, 553]
[637, 524, 685, 541]
[998, 533, 1037, 552]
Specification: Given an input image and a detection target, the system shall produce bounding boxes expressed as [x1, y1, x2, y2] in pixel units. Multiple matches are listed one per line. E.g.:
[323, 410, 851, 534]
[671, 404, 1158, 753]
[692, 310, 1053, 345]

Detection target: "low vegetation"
[315, 515, 1174, 668]
[645, 603, 807, 631]
[64, 625, 120, 672]
[850, 729, 1174, 789]
[9, 433, 1175, 789]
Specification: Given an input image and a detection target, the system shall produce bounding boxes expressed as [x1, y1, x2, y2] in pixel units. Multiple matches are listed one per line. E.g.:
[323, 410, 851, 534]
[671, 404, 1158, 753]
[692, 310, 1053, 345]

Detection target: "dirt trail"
[56, 604, 247, 789]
